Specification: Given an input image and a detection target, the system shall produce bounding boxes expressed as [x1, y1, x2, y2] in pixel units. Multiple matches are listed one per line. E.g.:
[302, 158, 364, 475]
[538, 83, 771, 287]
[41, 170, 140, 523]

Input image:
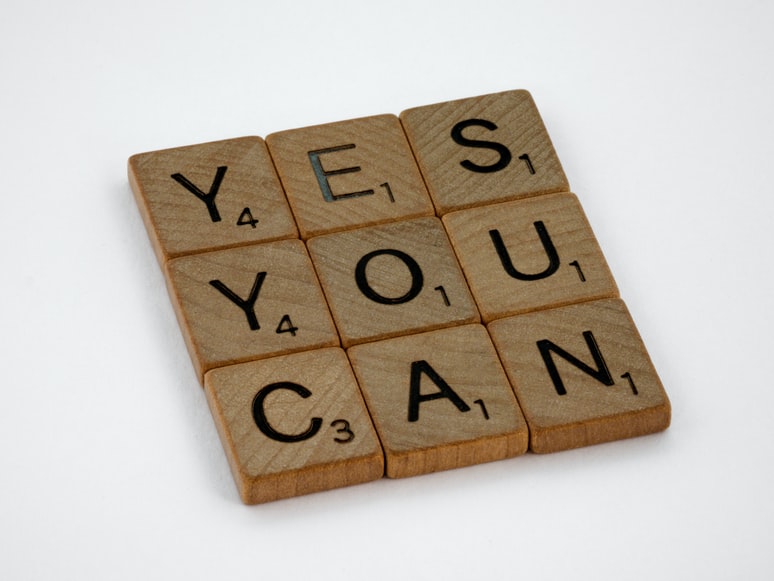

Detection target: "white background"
[2, 1, 773, 579]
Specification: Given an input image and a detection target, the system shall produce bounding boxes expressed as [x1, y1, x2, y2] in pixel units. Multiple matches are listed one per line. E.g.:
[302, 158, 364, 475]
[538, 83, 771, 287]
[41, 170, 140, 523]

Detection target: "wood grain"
[204, 348, 384, 504]
[129, 92, 671, 503]
[401, 90, 569, 214]
[443, 192, 618, 322]
[307, 217, 479, 347]
[266, 114, 434, 238]
[488, 298, 671, 453]
[129, 136, 298, 265]
[164, 240, 339, 384]
[348, 324, 528, 478]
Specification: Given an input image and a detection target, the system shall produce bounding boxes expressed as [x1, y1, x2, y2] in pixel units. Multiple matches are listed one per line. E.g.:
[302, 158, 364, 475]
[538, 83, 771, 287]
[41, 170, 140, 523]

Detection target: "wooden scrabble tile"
[442, 192, 618, 322]
[266, 114, 434, 239]
[348, 324, 528, 478]
[488, 298, 670, 454]
[129, 137, 298, 264]
[306, 217, 479, 347]
[165, 240, 339, 383]
[204, 348, 384, 504]
[400, 90, 569, 214]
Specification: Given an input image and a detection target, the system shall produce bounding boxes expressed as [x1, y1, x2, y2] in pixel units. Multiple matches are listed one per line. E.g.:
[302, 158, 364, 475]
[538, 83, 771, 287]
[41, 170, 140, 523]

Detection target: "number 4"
[275, 314, 298, 336]
[237, 207, 259, 228]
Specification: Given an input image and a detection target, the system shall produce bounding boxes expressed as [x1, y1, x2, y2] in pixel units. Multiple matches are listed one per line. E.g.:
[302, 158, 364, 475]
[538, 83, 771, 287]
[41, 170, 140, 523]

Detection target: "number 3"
[330, 419, 355, 443]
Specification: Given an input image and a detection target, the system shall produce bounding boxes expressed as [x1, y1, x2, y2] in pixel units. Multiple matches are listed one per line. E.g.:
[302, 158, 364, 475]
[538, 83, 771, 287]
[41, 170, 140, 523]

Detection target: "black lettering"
[434, 285, 450, 306]
[209, 272, 266, 330]
[236, 207, 259, 228]
[569, 260, 586, 282]
[621, 372, 639, 395]
[489, 221, 560, 281]
[331, 419, 355, 443]
[537, 331, 614, 396]
[450, 119, 512, 174]
[170, 165, 227, 222]
[252, 382, 322, 443]
[518, 153, 536, 174]
[308, 144, 374, 202]
[379, 182, 395, 203]
[355, 249, 424, 305]
[275, 314, 298, 336]
[408, 360, 470, 422]
[473, 399, 490, 420]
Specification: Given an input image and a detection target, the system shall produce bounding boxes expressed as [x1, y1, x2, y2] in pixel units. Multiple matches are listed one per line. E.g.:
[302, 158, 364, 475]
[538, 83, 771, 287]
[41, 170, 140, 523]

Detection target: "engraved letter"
[252, 382, 323, 443]
[408, 360, 470, 422]
[537, 331, 614, 396]
[450, 119, 512, 174]
[489, 221, 560, 281]
[355, 249, 424, 305]
[209, 272, 267, 330]
[308, 144, 374, 202]
[170, 166, 227, 222]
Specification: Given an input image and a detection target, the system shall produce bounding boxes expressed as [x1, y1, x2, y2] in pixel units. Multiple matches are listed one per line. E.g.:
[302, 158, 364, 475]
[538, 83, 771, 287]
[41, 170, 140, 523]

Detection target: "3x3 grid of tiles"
[129, 89, 671, 504]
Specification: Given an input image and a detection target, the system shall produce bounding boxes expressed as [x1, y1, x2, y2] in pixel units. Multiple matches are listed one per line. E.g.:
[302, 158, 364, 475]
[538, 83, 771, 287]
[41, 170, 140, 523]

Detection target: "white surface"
[2, 1, 773, 579]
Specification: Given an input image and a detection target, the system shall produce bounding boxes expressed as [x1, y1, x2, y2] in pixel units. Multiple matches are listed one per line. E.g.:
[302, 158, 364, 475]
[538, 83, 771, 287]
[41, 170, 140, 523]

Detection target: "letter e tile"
[164, 240, 339, 383]
[401, 90, 569, 214]
[443, 193, 618, 322]
[204, 348, 384, 504]
[348, 325, 528, 478]
[129, 137, 298, 264]
[266, 115, 434, 238]
[488, 298, 671, 453]
[307, 217, 479, 347]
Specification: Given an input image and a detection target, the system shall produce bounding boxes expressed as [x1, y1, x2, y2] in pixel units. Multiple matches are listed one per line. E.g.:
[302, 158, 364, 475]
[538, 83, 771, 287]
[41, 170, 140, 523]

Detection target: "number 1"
[473, 399, 490, 420]
[380, 182, 395, 203]
[519, 153, 536, 175]
[620, 372, 638, 395]
[434, 285, 450, 306]
[569, 260, 586, 282]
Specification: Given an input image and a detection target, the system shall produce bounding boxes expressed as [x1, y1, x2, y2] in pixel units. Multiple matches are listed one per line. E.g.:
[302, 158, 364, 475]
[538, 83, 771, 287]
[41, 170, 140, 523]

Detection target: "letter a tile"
[348, 325, 528, 478]
[205, 348, 384, 504]
[401, 90, 569, 214]
[488, 298, 671, 453]
[165, 240, 339, 383]
[443, 193, 618, 322]
[129, 137, 298, 265]
[266, 115, 434, 239]
[307, 217, 479, 347]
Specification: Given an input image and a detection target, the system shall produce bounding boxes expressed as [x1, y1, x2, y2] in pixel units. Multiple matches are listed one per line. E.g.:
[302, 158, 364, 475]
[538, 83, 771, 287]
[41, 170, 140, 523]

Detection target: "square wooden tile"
[204, 348, 384, 504]
[129, 136, 298, 264]
[348, 324, 528, 478]
[165, 240, 339, 383]
[306, 217, 479, 347]
[442, 192, 618, 322]
[266, 114, 434, 239]
[488, 298, 671, 454]
[400, 89, 569, 214]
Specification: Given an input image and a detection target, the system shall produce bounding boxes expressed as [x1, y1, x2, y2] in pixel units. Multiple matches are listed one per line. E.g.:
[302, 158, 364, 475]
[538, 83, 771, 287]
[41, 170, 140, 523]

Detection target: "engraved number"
[434, 285, 451, 306]
[569, 260, 586, 282]
[275, 314, 298, 336]
[380, 182, 396, 203]
[519, 153, 536, 174]
[473, 399, 490, 420]
[621, 372, 639, 395]
[236, 207, 259, 228]
[331, 419, 355, 443]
